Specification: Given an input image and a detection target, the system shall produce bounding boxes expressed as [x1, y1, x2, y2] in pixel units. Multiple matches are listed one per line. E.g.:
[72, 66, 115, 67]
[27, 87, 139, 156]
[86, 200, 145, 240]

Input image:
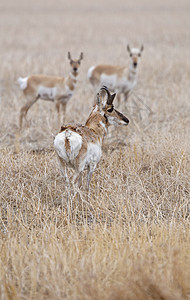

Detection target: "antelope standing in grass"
[88, 45, 144, 104]
[18, 52, 83, 129]
[54, 86, 129, 190]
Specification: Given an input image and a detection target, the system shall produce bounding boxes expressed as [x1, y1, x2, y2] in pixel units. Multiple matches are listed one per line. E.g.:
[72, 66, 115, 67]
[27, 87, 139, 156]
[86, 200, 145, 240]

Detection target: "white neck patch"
[70, 72, 78, 80]
[93, 105, 98, 113]
[99, 121, 107, 134]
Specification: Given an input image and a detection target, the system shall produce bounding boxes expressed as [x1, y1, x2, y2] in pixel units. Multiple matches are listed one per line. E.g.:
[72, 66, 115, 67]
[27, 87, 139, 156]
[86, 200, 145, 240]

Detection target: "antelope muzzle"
[115, 109, 129, 125]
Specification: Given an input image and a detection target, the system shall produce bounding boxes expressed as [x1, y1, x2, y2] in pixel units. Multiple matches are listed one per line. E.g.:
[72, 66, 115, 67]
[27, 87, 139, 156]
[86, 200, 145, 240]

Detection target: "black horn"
[100, 86, 116, 105]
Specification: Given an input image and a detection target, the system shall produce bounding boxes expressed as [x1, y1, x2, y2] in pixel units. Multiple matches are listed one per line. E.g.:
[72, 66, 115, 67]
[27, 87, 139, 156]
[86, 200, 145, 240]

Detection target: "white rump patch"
[54, 130, 82, 163]
[18, 77, 28, 90]
[87, 66, 95, 79]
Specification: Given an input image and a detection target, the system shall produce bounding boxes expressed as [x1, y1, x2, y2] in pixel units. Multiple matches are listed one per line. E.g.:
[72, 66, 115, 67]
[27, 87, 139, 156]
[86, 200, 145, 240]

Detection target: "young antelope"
[18, 52, 83, 129]
[88, 45, 144, 104]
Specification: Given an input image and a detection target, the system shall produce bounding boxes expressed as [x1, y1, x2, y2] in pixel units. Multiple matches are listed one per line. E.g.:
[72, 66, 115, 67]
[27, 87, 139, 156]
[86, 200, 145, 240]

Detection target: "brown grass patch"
[0, 0, 190, 298]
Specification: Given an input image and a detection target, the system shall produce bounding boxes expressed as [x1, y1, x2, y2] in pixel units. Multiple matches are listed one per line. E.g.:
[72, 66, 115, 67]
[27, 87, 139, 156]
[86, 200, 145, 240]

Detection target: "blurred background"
[0, 0, 190, 148]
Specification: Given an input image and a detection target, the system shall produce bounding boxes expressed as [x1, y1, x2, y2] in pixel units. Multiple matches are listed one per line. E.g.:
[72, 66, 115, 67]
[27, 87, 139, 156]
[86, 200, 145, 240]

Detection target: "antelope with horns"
[88, 45, 144, 104]
[54, 86, 129, 190]
[18, 52, 83, 129]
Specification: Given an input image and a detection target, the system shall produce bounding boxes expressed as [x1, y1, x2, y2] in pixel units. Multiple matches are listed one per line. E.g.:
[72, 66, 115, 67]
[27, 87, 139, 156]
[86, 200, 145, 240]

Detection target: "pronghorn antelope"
[54, 86, 129, 189]
[18, 52, 83, 129]
[88, 45, 144, 104]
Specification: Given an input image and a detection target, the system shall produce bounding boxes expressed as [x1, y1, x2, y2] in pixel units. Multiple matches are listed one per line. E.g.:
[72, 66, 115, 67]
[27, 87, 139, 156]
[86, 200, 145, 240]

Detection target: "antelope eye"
[107, 107, 113, 113]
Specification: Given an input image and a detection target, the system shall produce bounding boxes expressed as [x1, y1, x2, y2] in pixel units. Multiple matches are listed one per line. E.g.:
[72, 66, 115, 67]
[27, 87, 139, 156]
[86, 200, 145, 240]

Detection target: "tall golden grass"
[0, 0, 190, 299]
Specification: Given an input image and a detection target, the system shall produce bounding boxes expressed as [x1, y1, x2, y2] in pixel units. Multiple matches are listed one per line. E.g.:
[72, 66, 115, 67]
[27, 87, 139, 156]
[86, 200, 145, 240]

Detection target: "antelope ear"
[96, 93, 101, 110]
[140, 45, 144, 52]
[68, 52, 71, 60]
[110, 93, 116, 104]
[127, 44, 131, 52]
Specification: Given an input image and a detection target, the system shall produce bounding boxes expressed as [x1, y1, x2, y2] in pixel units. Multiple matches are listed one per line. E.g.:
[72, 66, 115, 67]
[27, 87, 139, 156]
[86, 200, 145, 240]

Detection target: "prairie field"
[0, 0, 190, 299]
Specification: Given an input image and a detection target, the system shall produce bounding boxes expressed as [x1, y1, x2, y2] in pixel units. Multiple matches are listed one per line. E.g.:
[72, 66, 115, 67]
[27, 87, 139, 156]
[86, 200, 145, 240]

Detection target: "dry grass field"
[0, 0, 190, 299]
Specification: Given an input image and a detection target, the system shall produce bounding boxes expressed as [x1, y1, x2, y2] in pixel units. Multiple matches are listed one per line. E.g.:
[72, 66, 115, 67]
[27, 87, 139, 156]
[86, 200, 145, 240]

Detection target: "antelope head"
[68, 52, 83, 73]
[97, 86, 129, 126]
[127, 44, 144, 68]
